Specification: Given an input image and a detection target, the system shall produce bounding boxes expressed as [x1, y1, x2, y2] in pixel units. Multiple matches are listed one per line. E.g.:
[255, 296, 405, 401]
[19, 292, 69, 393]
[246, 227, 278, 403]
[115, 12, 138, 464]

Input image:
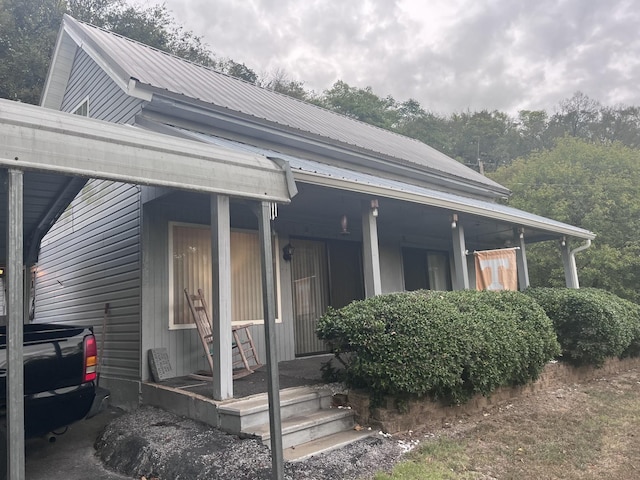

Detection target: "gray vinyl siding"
[141, 193, 295, 381]
[34, 180, 141, 382]
[61, 49, 143, 124]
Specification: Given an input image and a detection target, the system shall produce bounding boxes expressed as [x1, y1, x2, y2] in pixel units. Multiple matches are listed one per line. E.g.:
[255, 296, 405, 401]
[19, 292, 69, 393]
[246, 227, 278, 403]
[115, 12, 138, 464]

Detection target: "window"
[72, 98, 89, 117]
[168, 222, 280, 329]
[402, 247, 451, 291]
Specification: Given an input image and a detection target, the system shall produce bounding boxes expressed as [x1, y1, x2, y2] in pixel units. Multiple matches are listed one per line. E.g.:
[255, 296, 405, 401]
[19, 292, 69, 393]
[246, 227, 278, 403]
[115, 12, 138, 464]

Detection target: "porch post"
[361, 200, 382, 297]
[255, 201, 284, 480]
[6, 169, 25, 480]
[451, 215, 469, 290]
[210, 194, 233, 400]
[515, 230, 530, 291]
[560, 241, 579, 288]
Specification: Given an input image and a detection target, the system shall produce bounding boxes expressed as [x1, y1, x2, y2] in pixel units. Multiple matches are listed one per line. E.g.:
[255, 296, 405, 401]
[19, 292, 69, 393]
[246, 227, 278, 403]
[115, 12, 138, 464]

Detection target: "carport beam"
[6, 169, 25, 480]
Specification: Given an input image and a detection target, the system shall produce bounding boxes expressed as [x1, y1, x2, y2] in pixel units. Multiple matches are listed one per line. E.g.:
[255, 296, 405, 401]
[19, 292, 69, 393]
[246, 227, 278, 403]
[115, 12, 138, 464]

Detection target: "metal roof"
[170, 127, 595, 241]
[50, 14, 510, 198]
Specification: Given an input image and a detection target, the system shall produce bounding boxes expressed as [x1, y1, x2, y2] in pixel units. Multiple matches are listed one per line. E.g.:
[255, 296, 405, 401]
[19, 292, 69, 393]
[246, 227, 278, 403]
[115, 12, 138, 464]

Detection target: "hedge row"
[317, 290, 560, 404]
[526, 287, 640, 367]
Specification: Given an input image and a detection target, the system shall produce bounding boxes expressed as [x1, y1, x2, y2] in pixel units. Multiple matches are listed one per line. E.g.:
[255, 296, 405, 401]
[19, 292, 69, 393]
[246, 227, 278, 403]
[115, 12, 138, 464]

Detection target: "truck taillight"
[83, 335, 98, 383]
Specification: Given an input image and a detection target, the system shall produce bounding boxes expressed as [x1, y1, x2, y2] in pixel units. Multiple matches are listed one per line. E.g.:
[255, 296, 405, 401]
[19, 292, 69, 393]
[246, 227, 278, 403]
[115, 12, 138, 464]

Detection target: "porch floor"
[156, 354, 334, 399]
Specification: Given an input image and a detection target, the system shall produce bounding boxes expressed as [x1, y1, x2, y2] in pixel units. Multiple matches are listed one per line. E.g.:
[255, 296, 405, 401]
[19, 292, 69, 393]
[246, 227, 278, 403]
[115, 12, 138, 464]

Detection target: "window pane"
[171, 225, 211, 325]
[231, 231, 263, 322]
[170, 224, 279, 327]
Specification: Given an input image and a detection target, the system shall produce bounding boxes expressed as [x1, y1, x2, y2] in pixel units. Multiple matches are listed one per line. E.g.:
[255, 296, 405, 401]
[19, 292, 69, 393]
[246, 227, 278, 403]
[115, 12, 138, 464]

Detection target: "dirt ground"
[387, 367, 640, 479]
[95, 367, 640, 480]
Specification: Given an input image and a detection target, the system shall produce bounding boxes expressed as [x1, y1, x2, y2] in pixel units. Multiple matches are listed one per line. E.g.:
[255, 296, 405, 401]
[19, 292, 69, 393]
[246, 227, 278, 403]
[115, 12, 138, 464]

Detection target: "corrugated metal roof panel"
[63, 15, 508, 196]
[174, 127, 594, 240]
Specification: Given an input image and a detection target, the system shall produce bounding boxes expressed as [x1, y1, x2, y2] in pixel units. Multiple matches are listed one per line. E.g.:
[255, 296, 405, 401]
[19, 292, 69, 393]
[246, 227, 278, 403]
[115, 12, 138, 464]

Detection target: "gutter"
[568, 239, 592, 288]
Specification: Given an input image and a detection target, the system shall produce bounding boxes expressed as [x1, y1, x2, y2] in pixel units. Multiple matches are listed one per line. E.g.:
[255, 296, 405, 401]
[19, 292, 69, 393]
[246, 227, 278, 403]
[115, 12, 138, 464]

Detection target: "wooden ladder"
[184, 288, 262, 380]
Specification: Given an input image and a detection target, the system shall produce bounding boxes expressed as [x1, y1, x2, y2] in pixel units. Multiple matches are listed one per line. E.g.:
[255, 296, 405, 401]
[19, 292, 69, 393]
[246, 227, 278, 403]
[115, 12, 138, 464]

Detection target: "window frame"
[71, 97, 89, 117]
[168, 221, 282, 330]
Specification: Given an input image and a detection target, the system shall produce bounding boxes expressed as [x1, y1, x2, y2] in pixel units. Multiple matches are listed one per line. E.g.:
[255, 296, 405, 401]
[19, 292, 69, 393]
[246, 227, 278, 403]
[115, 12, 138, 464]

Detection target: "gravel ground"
[96, 406, 409, 480]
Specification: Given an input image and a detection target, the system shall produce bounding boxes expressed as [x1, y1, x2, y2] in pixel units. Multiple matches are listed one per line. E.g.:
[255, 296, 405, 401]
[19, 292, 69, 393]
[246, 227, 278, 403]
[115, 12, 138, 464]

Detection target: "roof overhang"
[0, 99, 295, 267]
[165, 126, 596, 243]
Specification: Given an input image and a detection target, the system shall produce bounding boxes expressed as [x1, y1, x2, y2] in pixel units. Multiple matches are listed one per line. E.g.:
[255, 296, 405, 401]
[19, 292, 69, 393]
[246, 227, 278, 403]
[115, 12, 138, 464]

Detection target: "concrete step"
[284, 429, 375, 462]
[218, 386, 333, 433]
[242, 408, 356, 449]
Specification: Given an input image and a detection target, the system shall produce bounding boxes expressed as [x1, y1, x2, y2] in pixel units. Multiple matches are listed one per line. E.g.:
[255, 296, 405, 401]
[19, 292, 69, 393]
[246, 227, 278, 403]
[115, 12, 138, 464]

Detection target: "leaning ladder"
[184, 288, 262, 379]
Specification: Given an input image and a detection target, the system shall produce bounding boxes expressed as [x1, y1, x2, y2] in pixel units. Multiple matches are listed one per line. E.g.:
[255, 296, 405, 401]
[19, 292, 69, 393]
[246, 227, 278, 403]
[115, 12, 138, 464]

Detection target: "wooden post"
[210, 194, 233, 400]
[362, 200, 382, 297]
[516, 231, 530, 291]
[451, 216, 469, 290]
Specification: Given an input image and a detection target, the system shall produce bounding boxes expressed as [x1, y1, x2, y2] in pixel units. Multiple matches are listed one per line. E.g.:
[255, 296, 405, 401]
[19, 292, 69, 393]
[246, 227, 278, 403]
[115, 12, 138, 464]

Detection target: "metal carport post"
[6, 169, 25, 480]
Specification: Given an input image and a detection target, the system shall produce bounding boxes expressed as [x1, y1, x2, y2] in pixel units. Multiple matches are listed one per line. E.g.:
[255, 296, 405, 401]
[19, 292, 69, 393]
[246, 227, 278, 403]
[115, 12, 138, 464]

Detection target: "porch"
[140, 355, 369, 461]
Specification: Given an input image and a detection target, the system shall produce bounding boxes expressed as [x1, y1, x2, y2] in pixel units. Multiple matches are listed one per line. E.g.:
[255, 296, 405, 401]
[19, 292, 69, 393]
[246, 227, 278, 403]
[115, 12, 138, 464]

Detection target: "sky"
[152, 0, 640, 116]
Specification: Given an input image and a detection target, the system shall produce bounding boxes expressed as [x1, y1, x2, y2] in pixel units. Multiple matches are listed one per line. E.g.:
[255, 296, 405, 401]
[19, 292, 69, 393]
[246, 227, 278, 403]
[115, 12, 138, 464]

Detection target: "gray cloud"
[158, 0, 640, 115]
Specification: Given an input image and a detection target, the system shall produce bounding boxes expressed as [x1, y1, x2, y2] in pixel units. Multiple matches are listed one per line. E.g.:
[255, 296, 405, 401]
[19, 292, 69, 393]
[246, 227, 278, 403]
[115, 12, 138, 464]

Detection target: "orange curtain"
[474, 248, 517, 291]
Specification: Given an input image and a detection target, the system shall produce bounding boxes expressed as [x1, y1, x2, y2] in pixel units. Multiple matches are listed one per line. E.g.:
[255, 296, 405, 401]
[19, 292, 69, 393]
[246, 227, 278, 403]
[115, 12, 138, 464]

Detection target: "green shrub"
[317, 290, 560, 404]
[526, 288, 640, 367]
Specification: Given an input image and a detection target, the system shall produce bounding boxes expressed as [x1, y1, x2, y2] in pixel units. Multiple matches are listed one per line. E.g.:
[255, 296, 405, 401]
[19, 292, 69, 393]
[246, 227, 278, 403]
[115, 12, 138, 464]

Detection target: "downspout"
[568, 239, 591, 288]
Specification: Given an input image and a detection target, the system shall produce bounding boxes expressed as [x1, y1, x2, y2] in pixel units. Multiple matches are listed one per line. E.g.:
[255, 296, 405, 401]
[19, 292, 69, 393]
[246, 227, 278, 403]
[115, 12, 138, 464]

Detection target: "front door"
[291, 239, 330, 355]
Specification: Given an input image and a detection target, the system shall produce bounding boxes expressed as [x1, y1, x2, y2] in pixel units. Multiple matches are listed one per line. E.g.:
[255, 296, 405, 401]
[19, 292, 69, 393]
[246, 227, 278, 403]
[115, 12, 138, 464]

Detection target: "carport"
[0, 99, 293, 479]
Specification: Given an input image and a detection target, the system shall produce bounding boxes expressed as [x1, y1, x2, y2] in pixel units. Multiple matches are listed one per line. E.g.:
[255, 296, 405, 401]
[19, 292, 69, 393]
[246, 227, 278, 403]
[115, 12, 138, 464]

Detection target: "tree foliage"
[491, 137, 640, 302]
[0, 0, 251, 104]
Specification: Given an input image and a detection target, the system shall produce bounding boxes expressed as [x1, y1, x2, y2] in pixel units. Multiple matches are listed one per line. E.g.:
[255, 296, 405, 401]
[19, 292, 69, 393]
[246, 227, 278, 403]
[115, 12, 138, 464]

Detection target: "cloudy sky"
[156, 0, 639, 116]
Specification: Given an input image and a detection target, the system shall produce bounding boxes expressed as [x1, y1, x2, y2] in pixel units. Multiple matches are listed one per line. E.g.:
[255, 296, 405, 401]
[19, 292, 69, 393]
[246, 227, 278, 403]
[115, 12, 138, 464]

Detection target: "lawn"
[374, 368, 640, 480]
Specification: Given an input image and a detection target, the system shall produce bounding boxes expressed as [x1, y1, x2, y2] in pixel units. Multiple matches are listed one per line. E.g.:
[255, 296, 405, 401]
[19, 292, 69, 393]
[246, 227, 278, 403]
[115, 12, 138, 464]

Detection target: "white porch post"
[255, 201, 284, 480]
[7, 169, 25, 480]
[362, 200, 382, 297]
[451, 215, 469, 290]
[210, 194, 233, 400]
[561, 240, 579, 288]
[516, 230, 530, 291]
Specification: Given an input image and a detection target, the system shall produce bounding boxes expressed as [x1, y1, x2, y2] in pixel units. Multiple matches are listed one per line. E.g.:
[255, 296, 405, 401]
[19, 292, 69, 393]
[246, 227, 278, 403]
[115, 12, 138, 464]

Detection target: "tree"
[490, 137, 640, 302]
[0, 0, 226, 103]
[547, 91, 601, 140]
[319, 80, 399, 129]
[0, 0, 66, 104]
[218, 59, 258, 83]
[260, 68, 309, 100]
[448, 110, 520, 172]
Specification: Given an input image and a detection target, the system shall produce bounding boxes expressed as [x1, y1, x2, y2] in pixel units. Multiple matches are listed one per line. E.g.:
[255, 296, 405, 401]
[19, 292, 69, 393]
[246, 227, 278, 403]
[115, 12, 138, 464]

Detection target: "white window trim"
[70, 96, 89, 117]
[168, 221, 282, 330]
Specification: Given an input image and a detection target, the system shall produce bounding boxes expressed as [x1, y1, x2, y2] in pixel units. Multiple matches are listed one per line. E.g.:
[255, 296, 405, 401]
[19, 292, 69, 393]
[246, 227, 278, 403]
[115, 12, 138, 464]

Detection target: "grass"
[373, 369, 640, 479]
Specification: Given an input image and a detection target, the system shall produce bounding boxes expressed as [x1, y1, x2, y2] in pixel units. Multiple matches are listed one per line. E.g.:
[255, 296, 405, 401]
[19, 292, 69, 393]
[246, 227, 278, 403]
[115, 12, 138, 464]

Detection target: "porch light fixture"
[282, 243, 294, 261]
[0, 267, 3, 276]
[370, 199, 379, 217]
[560, 236, 566, 247]
[340, 214, 350, 235]
[451, 213, 458, 229]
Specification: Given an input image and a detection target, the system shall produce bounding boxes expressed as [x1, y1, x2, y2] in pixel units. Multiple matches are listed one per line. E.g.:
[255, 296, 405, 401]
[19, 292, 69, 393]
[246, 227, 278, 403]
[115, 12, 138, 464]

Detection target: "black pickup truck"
[0, 323, 109, 438]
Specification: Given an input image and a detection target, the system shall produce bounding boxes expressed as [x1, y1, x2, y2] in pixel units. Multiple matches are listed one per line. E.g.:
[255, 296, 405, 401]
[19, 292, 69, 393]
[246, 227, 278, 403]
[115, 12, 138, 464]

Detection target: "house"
[35, 14, 595, 411]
